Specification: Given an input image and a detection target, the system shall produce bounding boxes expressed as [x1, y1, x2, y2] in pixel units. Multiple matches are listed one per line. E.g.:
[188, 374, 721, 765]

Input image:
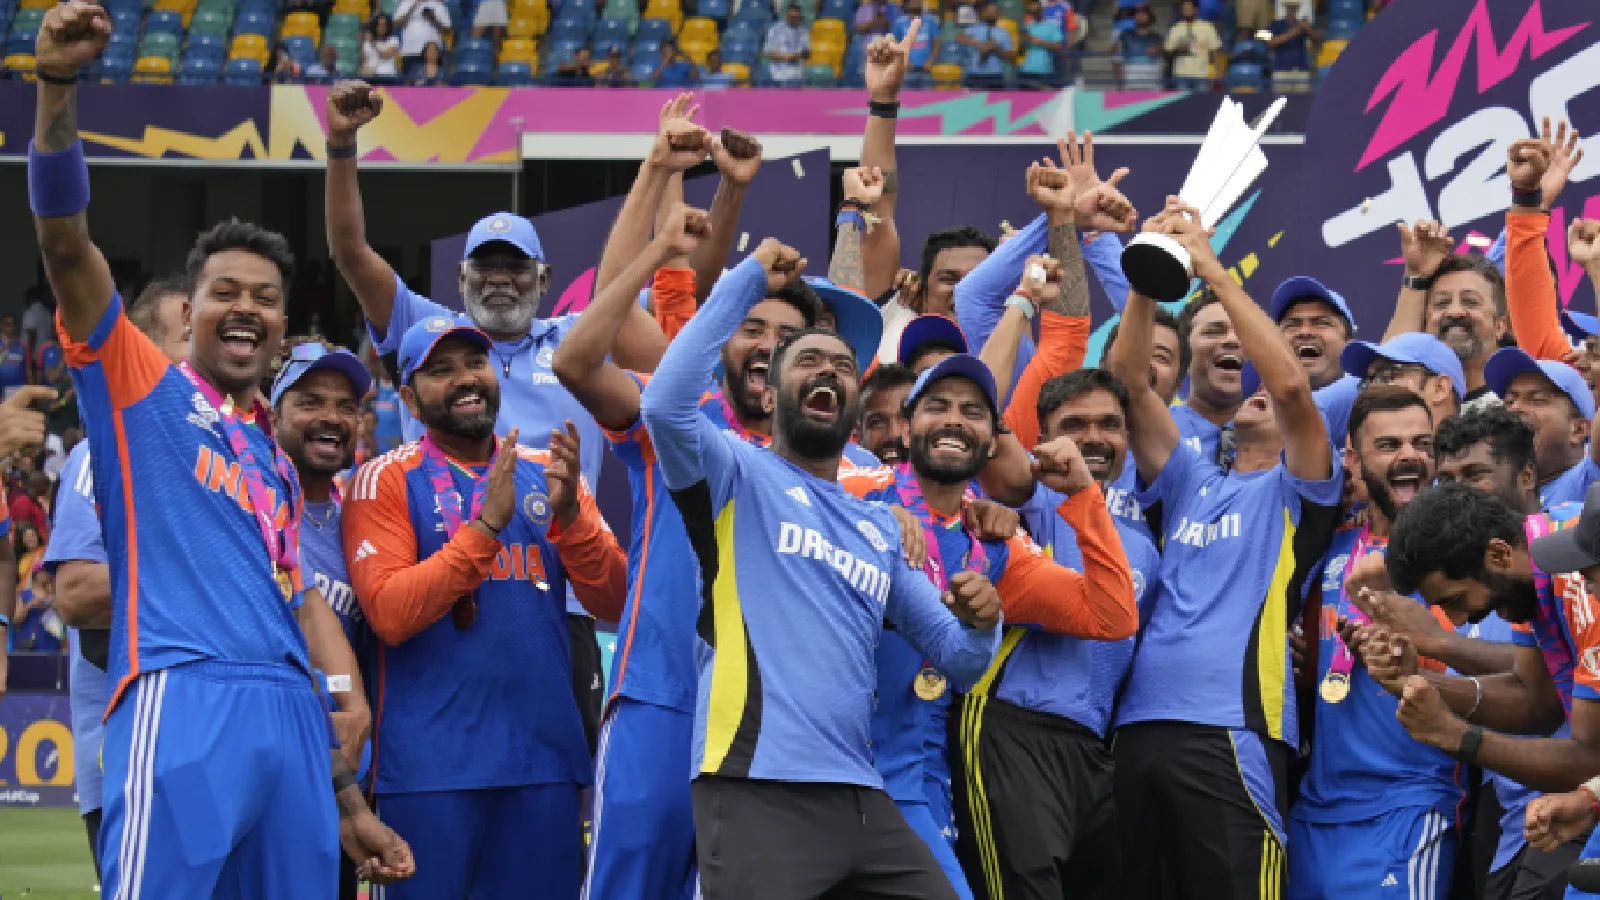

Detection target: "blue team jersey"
[1541, 456, 1600, 510]
[1461, 612, 1541, 874]
[46, 442, 109, 814]
[300, 498, 361, 646]
[1104, 462, 1153, 544]
[65, 297, 310, 714]
[369, 383, 404, 449]
[1172, 403, 1224, 464]
[344, 443, 606, 794]
[641, 254, 1000, 788]
[1314, 374, 1359, 449]
[1119, 442, 1341, 746]
[1511, 504, 1599, 715]
[1293, 527, 1466, 825]
[367, 272, 606, 487]
[1004, 482, 1160, 735]
[0, 338, 27, 388]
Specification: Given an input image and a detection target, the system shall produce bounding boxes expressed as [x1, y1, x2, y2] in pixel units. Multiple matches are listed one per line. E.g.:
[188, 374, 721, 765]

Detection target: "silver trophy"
[1120, 96, 1288, 301]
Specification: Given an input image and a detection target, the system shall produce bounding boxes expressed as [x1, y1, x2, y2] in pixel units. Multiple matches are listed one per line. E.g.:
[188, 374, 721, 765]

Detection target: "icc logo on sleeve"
[857, 520, 889, 554]
[536, 346, 555, 369]
[523, 490, 552, 526]
[1131, 568, 1146, 600]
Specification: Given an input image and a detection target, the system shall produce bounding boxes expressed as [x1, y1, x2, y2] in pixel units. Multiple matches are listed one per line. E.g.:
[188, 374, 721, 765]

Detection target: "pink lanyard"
[1326, 525, 1381, 682]
[179, 362, 298, 575]
[891, 463, 987, 592]
[416, 433, 496, 539]
[715, 391, 769, 448]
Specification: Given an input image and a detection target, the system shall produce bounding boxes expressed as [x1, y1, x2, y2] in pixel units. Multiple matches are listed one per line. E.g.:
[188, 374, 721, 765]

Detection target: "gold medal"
[913, 667, 947, 701]
[1320, 671, 1351, 704]
[276, 568, 294, 602]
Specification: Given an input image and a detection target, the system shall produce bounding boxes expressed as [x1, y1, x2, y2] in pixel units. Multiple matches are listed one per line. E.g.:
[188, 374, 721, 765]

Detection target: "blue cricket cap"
[804, 276, 884, 366]
[897, 314, 969, 367]
[270, 344, 373, 408]
[1562, 309, 1598, 345]
[463, 212, 544, 261]
[1239, 360, 1261, 399]
[906, 353, 999, 414]
[1340, 332, 1467, 400]
[1269, 276, 1356, 332]
[1484, 346, 1596, 420]
[398, 316, 493, 385]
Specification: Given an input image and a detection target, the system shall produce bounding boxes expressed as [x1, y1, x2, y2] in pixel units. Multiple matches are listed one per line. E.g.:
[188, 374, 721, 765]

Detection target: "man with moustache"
[952, 364, 1158, 900]
[858, 354, 1138, 899]
[1107, 202, 1341, 899]
[342, 318, 629, 899]
[30, 5, 412, 890]
[639, 240, 1004, 899]
[1339, 331, 1465, 426]
[859, 363, 917, 464]
[1288, 386, 1467, 900]
[1484, 347, 1600, 510]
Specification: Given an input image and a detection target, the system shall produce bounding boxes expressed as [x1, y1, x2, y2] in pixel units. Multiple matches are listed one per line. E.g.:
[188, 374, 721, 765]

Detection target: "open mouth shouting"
[1212, 352, 1244, 384]
[1293, 338, 1324, 366]
[1385, 460, 1428, 505]
[746, 355, 770, 398]
[801, 382, 842, 423]
[218, 317, 266, 363]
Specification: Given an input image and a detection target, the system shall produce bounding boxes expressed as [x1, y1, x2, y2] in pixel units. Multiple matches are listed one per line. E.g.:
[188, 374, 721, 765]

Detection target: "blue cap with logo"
[1484, 346, 1596, 420]
[1339, 332, 1467, 400]
[803, 276, 884, 367]
[897, 314, 969, 367]
[270, 343, 373, 408]
[1269, 276, 1357, 332]
[398, 316, 493, 385]
[1562, 308, 1598, 345]
[906, 353, 999, 414]
[464, 213, 544, 261]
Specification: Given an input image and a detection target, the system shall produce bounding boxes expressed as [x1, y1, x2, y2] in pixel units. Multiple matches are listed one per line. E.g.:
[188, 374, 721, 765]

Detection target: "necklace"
[304, 501, 333, 530]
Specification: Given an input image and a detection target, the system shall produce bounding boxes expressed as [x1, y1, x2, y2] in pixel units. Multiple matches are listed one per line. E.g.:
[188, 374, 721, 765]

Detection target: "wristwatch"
[1005, 294, 1037, 321]
[1401, 273, 1433, 292]
[1452, 724, 1484, 763]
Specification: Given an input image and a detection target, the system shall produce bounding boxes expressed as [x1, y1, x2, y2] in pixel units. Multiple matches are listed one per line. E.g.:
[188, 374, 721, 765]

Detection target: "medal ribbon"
[714, 390, 770, 447]
[178, 362, 300, 580]
[892, 462, 988, 592]
[416, 433, 494, 540]
[1327, 525, 1382, 680]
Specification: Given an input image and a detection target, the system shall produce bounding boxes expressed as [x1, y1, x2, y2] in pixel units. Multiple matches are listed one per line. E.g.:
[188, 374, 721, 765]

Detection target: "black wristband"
[332, 768, 358, 794]
[1401, 273, 1433, 292]
[1512, 186, 1542, 209]
[868, 100, 900, 119]
[474, 515, 503, 536]
[1452, 724, 1484, 763]
[326, 141, 358, 159]
[839, 198, 872, 214]
[36, 68, 77, 86]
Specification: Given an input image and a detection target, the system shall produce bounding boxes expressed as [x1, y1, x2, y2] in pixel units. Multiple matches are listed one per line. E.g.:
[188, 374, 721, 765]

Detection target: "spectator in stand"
[655, 40, 697, 86]
[473, 0, 508, 42]
[406, 41, 446, 83]
[892, 0, 938, 86]
[1113, 4, 1162, 86]
[553, 46, 597, 84]
[953, 1, 978, 25]
[11, 472, 50, 542]
[1267, 0, 1313, 72]
[306, 42, 339, 81]
[1040, 0, 1071, 27]
[0, 317, 27, 400]
[764, 3, 811, 86]
[854, 0, 899, 37]
[1232, 0, 1271, 30]
[1019, 0, 1064, 87]
[959, 0, 1013, 89]
[700, 48, 735, 86]
[20, 290, 52, 352]
[394, 0, 451, 73]
[369, 368, 404, 453]
[38, 338, 75, 437]
[361, 14, 402, 81]
[1164, 0, 1221, 89]
[15, 521, 45, 585]
[602, 46, 633, 85]
[11, 566, 61, 655]
[270, 41, 303, 83]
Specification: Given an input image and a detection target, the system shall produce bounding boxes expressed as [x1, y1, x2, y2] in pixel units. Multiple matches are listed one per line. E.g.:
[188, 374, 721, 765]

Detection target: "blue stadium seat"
[110, 7, 141, 33]
[3, 32, 33, 56]
[222, 56, 262, 84]
[101, 0, 141, 13]
[549, 35, 586, 56]
[629, 58, 656, 81]
[234, 9, 274, 36]
[187, 32, 225, 57]
[236, 0, 275, 14]
[730, 1, 768, 30]
[542, 44, 573, 73]
[722, 19, 758, 43]
[817, 0, 852, 22]
[592, 16, 629, 52]
[634, 16, 672, 45]
[455, 46, 492, 69]
[144, 9, 182, 33]
[548, 16, 591, 39]
[1230, 38, 1268, 65]
[697, 0, 729, 19]
[451, 57, 491, 84]
[1324, 15, 1361, 40]
[178, 56, 220, 83]
[283, 34, 316, 62]
[107, 29, 137, 52]
[1225, 60, 1266, 92]
[632, 37, 662, 56]
[720, 37, 757, 64]
[554, 0, 596, 23]
[495, 60, 534, 85]
[457, 36, 494, 56]
[99, 53, 134, 81]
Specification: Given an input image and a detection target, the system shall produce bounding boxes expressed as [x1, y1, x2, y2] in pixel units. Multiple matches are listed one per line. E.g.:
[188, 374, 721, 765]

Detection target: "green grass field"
[0, 807, 99, 900]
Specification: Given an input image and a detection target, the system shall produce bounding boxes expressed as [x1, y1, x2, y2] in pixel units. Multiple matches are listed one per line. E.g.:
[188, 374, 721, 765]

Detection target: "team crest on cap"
[425, 316, 454, 333]
[523, 490, 552, 526]
[486, 217, 512, 234]
[858, 520, 889, 554]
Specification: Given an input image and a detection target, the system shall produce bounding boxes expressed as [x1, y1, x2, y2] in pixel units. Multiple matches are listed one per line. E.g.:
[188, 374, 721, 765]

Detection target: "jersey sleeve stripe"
[104, 409, 145, 719]
[607, 463, 656, 710]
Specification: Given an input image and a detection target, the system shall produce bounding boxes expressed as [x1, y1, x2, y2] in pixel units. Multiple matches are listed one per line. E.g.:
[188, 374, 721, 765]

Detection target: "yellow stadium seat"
[810, 37, 843, 63]
[507, 15, 539, 37]
[19, 0, 53, 10]
[499, 37, 536, 63]
[680, 40, 715, 64]
[230, 32, 268, 61]
[679, 16, 717, 41]
[283, 11, 320, 31]
[930, 61, 962, 88]
[1318, 38, 1347, 69]
[331, 0, 372, 18]
[995, 17, 1017, 52]
[810, 17, 844, 42]
[642, 0, 681, 31]
[3, 53, 36, 75]
[131, 55, 173, 83]
[721, 60, 749, 84]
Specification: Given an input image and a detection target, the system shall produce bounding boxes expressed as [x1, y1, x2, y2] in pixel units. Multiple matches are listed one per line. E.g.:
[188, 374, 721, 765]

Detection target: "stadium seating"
[229, 32, 268, 64]
[496, 59, 536, 84]
[222, 55, 262, 83]
[592, 16, 629, 54]
[132, 54, 175, 83]
[178, 54, 220, 83]
[634, 16, 673, 46]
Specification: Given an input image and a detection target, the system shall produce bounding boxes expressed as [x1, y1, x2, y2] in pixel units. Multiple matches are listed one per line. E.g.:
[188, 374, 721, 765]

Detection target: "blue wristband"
[28, 139, 90, 219]
[836, 210, 866, 232]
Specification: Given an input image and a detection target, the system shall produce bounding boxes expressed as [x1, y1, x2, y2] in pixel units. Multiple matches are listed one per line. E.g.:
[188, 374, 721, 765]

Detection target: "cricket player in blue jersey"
[1268, 276, 1359, 448]
[48, 277, 191, 877]
[28, 9, 411, 891]
[1289, 386, 1467, 900]
[1485, 347, 1600, 510]
[1106, 201, 1342, 899]
[641, 239, 1002, 899]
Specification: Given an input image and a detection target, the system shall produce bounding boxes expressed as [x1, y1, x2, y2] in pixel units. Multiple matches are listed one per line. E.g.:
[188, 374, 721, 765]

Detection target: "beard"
[721, 345, 771, 424]
[466, 289, 540, 338]
[909, 427, 991, 485]
[1435, 315, 1487, 363]
[1485, 570, 1540, 624]
[775, 376, 859, 460]
[1360, 457, 1430, 523]
[872, 436, 910, 465]
[282, 423, 354, 478]
[417, 382, 501, 441]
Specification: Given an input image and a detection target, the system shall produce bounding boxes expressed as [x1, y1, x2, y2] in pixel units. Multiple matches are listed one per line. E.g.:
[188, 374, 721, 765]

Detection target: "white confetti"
[792, 158, 805, 178]
[1027, 264, 1046, 283]
[1466, 234, 1492, 248]
[1360, 197, 1372, 214]
[738, 232, 750, 252]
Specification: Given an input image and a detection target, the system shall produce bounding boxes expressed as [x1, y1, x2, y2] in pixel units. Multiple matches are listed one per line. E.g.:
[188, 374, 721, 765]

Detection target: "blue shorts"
[582, 697, 697, 900]
[99, 661, 339, 899]
[1288, 807, 1455, 900]
[378, 783, 582, 899]
[899, 797, 974, 900]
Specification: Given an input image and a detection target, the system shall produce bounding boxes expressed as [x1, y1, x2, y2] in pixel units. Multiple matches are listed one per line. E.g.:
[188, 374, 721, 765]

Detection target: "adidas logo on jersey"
[187, 392, 220, 436]
[1381, 874, 1398, 887]
[787, 486, 810, 506]
[353, 539, 377, 562]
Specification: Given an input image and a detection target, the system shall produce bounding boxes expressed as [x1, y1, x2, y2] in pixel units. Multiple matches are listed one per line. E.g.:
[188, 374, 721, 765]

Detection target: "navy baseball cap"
[1239, 360, 1262, 399]
[1532, 482, 1600, 574]
[1562, 309, 1598, 345]
[804, 276, 884, 367]
[897, 314, 969, 367]
[270, 344, 373, 408]
[463, 212, 544, 261]
[398, 316, 493, 385]
[906, 353, 999, 414]
[1340, 332, 1467, 400]
[1269, 276, 1357, 332]
[1484, 346, 1596, 420]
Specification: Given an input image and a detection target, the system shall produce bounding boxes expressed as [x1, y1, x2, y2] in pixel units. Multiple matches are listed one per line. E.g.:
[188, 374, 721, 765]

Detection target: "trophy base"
[1121, 232, 1194, 303]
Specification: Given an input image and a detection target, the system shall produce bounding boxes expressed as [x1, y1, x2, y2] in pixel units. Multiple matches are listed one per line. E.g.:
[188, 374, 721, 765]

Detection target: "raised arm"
[595, 94, 708, 298]
[691, 128, 763, 302]
[29, 1, 116, 343]
[830, 167, 885, 292]
[554, 203, 708, 430]
[859, 21, 918, 300]
[541, 423, 628, 621]
[1503, 123, 1584, 361]
[1107, 280, 1179, 483]
[324, 81, 404, 338]
[1384, 220, 1453, 343]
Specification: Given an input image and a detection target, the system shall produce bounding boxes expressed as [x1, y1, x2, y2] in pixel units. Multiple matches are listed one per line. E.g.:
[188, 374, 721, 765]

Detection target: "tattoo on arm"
[881, 170, 898, 195]
[1045, 223, 1089, 317]
[35, 86, 78, 154]
[829, 221, 866, 293]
